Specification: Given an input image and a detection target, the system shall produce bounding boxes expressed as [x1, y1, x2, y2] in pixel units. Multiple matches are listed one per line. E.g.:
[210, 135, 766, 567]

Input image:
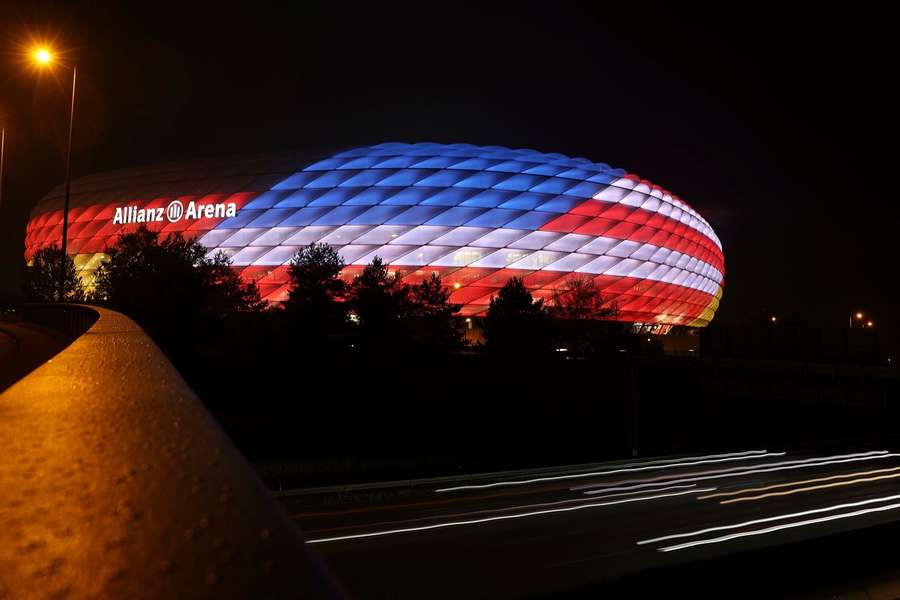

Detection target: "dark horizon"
[1, 2, 897, 340]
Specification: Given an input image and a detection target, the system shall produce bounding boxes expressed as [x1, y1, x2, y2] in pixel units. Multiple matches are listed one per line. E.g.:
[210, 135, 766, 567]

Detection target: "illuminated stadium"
[25, 142, 724, 329]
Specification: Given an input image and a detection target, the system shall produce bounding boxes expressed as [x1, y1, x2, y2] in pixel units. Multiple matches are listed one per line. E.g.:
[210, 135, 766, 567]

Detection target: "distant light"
[856, 312, 864, 319]
[556, 348, 568, 352]
[465, 318, 471, 323]
[453, 282, 461, 289]
[770, 316, 777, 323]
[867, 321, 874, 327]
[33, 47, 53, 65]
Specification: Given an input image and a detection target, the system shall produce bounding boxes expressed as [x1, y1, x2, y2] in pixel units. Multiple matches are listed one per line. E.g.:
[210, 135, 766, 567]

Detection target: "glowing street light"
[30, 45, 78, 301]
[850, 312, 864, 328]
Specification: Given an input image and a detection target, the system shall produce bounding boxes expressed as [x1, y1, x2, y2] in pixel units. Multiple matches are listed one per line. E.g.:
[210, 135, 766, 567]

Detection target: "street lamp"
[850, 312, 864, 329]
[31, 46, 77, 302]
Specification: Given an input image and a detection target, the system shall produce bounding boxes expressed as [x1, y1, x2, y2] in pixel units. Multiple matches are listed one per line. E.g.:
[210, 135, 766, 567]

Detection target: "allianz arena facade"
[25, 143, 724, 329]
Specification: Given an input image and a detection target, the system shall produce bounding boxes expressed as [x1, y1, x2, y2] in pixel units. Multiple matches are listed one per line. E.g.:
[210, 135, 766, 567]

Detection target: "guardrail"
[0, 304, 341, 599]
[21, 302, 99, 339]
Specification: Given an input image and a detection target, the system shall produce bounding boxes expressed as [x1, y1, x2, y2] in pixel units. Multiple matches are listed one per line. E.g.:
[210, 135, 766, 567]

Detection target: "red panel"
[539, 213, 593, 233]
[573, 217, 617, 236]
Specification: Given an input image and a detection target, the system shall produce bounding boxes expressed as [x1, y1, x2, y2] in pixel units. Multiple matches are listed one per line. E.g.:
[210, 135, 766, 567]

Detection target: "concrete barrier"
[0, 305, 341, 599]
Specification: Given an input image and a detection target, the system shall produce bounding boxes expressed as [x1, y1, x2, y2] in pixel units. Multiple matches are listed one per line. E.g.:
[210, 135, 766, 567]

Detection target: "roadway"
[0, 320, 70, 392]
[284, 448, 900, 598]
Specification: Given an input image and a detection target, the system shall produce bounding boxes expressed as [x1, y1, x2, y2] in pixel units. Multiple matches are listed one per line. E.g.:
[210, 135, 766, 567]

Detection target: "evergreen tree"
[22, 245, 85, 302]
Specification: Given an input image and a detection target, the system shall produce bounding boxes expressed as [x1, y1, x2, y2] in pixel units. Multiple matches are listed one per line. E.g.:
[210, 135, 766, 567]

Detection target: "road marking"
[698, 465, 900, 500]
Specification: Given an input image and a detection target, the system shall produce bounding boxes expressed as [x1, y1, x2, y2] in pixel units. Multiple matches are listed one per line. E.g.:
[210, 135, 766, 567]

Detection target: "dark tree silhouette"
[409, 273, 463, 351]
[22, 245, 85, 302]
[91, 226, 264, 359]
[283, 243, 348, 341]
[482, 277, 551, 353]
[348, 256, 411, 350]
[549, 276, 617, 320]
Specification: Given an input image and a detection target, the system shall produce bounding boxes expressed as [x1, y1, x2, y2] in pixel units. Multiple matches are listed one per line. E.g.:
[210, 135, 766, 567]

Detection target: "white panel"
[620, 191, 647, 207]
[431, 247, 493, 267]
[649, 247, 672, 263]
[392, 245, 457, 266]
[253, 246, 300, 266]
[221, 228, 266, 247]
[605, 258, 644, 277]
[664, 251, 683, 267]
[353, 244, 418, 265]
[543, 253, 594, 272]
[283, 226, 334, 246]
[352, 225, 414, 245]
[230, 246, 272, 266]
[628, 260, 658, 279]
[249, 227, 300, 247]
[319, 225, 374, 245]
[630, 243, 657, 261]
[593, 185, 630, 203]
[675, 253, 691, 269]
[390, 225, 451, 246]
[607, 240, 642, 258]
[576, 255, 621, 275]
[544, 233, 594, 252]
[431, 227, 493, 246]
[470, 248, 532, 268]
[646, 264, 670, 281]
[508, 231, 564, 250]
[197, 229, 237, 248]
[337, 244, 379, 264]
[508, 250, 565, 270]
[578, 236, 620, 255]
[472, 228, 529, 248]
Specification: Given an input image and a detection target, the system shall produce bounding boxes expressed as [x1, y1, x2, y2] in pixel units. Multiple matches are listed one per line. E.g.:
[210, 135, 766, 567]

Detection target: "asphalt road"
[284, 448, 900, 598]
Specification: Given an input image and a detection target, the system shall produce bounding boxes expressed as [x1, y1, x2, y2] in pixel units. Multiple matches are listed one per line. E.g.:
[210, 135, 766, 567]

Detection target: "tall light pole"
[32, 47, 77, 302]
[0, 127, 6, 216]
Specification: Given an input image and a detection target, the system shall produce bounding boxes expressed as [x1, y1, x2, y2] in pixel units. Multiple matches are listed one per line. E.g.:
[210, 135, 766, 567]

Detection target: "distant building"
[25, 142, 724, 328]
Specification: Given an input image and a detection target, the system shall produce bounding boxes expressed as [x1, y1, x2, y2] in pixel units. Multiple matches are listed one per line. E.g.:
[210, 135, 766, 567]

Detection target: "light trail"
[578, 451, 898, 493]
[698, 465, 900, 500]
[657, 500, 900, 552]
[307, 487, 716, 544]
[435, 450, 779, 493]
[720, 470, 900, 504]
[637, 492, 900, 547]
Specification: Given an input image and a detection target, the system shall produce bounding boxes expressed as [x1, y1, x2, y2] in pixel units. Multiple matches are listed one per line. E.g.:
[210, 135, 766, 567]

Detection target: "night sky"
[1, 2, 897, 340]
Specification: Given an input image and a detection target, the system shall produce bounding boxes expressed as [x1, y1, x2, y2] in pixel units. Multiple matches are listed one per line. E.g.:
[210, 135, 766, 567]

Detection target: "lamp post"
[0, 127, 5, 216]
[32, 47, 77, 302]
[850, 312, 863, 329]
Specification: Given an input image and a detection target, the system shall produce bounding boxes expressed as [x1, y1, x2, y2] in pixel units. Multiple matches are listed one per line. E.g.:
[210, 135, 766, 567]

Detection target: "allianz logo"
[112, 199, 238, 225]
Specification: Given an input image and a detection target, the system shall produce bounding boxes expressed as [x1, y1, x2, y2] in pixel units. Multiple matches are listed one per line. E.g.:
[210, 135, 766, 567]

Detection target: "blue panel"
[523, 164, 566, 176]
[382, 187, 432, 205]
[503, 211, 556, 230]
[278, 207, 333, 226]
[242, 190, 290, 209]
[536, 196, 585, 213]
[425, 206, 486, 226]
[413, 170, 470, 187]
[375, 169, 431, 186]
[271, 171, 319, 190]
[420, 187, 476, 206]
[309, 188, 357, 206]
[303, 158, 349, 171]
[465, 208, 525, 228]
[460, 189, 517, 208]
[498, 192, 547, 210]
[493, 174, 544, 192]
[587, 172, 618, 184]
[313, 206, 369, 226]
[339, 169, 394, 187]
[556, 168, 596, 180]
[486, 160, 531, 173]
[447, 157, 500, 170]
[529, 177, 574, 194]
[348, 205, 407, 225]
[304, 170, 358, 188]
[246, 208, 297, 228]
[410, 156, 458, 168]
[564, 181, 606, 198]
[217, 209, 264, 229]
[344, 187, 397, 205]
[453, 171, 507, 189]
[386, 205, 449, 225]
[339, 156, 382, 169]
[371, 156, 419, 169]
[275, 188, 326, 208]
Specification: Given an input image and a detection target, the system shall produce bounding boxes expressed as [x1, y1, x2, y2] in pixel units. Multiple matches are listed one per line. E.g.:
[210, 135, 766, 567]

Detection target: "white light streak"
[638, 493, 900, 548]
[436, 450, 776, 493]
[307, 487, 715, 544]
[578, 451, 896, 493]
